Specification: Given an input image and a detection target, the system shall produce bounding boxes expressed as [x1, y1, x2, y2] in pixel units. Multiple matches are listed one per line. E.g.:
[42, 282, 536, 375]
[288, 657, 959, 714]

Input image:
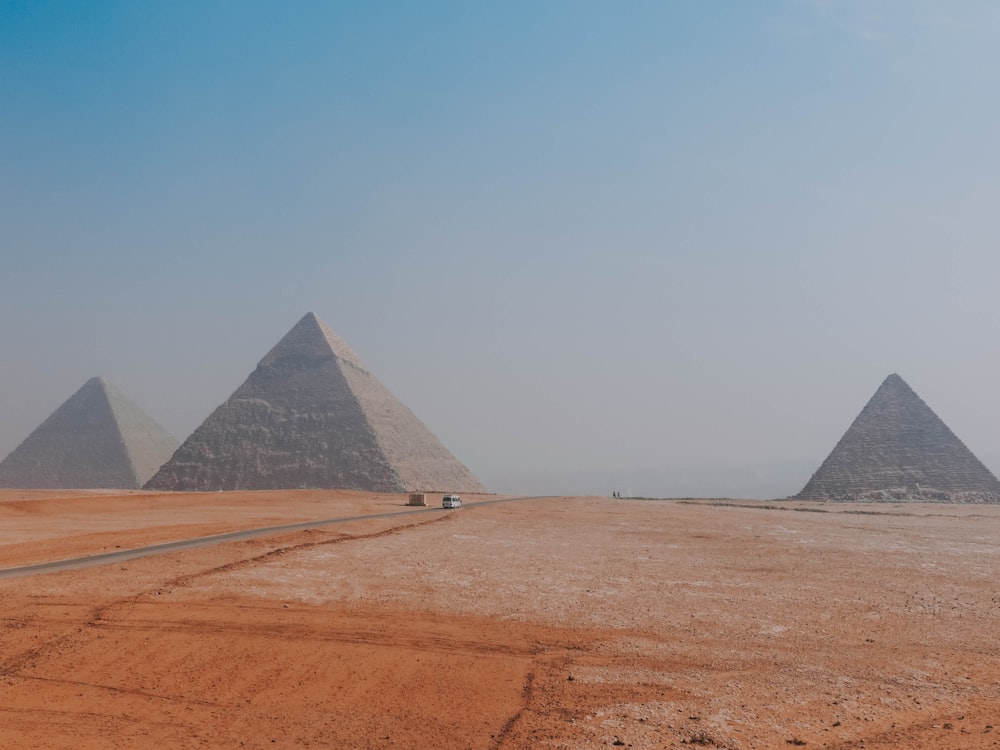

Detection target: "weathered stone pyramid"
[0, 377, 179, 489]
[145, 312, 485, 493]
[797, 373, 1000, 502]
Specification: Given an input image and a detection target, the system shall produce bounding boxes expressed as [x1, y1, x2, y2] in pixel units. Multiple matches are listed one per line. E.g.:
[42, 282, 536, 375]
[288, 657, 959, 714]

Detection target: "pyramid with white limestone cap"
[797, 374, 1000, 502]
[145, 312, 485, 493]
[0, 377, 179, 489]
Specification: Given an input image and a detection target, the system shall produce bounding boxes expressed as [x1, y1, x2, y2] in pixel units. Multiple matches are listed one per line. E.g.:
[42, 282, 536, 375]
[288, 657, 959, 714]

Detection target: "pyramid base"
[797, 486, 1000, 504]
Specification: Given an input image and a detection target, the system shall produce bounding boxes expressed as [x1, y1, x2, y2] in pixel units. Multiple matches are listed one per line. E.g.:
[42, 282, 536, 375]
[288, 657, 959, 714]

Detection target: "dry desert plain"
[0, 489, 998, 749]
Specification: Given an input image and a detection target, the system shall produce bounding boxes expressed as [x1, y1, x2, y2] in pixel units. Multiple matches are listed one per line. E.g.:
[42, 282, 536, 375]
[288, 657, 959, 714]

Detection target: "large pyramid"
[0, 377, 179, 489]
[797, 373, 1000, 503]
[145, 312, 485, 493]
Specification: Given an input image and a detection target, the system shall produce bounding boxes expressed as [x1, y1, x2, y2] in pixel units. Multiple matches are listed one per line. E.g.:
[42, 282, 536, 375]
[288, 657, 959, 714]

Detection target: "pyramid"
[797, 373, 1000, 503]
[0, 377, 179, 489]
[145, 312, 485, 493]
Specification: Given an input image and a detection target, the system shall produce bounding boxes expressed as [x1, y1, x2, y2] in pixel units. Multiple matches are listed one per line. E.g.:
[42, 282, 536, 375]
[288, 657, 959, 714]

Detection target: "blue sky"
[2, 1, 999, 496]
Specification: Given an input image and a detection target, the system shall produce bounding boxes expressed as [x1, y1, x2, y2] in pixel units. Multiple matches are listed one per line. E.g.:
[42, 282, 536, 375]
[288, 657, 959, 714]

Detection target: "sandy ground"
[0, 489, 998, 749]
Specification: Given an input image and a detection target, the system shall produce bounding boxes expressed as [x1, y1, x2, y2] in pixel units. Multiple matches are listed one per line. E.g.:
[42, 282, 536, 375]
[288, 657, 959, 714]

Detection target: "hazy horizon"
[4, 2, 1000, 498]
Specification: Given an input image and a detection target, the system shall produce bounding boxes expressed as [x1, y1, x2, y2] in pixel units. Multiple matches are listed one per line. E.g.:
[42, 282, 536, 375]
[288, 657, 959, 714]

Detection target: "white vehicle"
[442, 494, 462, 509]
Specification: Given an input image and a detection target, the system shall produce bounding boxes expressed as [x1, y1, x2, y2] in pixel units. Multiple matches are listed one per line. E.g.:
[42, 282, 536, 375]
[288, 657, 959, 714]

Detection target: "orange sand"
[0, 490, 997, 749]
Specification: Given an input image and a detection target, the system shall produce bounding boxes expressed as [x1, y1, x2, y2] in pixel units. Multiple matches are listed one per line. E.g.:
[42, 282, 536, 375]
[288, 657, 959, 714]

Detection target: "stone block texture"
[145, 312, 485, 493]
[0, 377, 179, 489]
[797, 373, 1000, 503]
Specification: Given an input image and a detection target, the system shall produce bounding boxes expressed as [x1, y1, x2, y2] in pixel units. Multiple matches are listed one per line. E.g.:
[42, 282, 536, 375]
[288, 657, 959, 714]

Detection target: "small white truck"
[442, 494, 462, 509]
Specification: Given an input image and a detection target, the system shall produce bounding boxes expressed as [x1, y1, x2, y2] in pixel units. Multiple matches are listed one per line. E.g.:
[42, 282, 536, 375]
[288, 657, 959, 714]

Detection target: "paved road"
[0, 495, 550, 580]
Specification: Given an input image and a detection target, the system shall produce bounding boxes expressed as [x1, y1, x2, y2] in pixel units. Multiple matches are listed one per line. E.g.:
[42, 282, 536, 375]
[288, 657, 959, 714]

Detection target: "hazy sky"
[3, 1, 999, 497]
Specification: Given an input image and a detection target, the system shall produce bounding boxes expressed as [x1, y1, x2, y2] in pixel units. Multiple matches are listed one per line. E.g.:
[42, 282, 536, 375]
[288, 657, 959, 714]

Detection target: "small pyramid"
[797, 373, 1000, 502]
[0, 377, 179, 489]
[145, 312, 485, 493]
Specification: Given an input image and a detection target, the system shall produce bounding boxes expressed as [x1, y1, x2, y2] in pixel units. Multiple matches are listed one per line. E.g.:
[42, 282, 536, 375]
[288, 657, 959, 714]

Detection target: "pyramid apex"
[83, 376, 123, 402]
[259, 312, 365, 371]
[876, 373, 918, 398]
[292, 311, 322, 330]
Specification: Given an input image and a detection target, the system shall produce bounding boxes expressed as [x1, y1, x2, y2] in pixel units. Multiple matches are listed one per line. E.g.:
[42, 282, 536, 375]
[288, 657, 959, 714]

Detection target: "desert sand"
[0, 489, 997, 749]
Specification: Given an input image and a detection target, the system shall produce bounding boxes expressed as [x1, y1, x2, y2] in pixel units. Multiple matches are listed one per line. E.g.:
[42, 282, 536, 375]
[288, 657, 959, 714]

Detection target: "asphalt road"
[0, 495, 551, 580]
